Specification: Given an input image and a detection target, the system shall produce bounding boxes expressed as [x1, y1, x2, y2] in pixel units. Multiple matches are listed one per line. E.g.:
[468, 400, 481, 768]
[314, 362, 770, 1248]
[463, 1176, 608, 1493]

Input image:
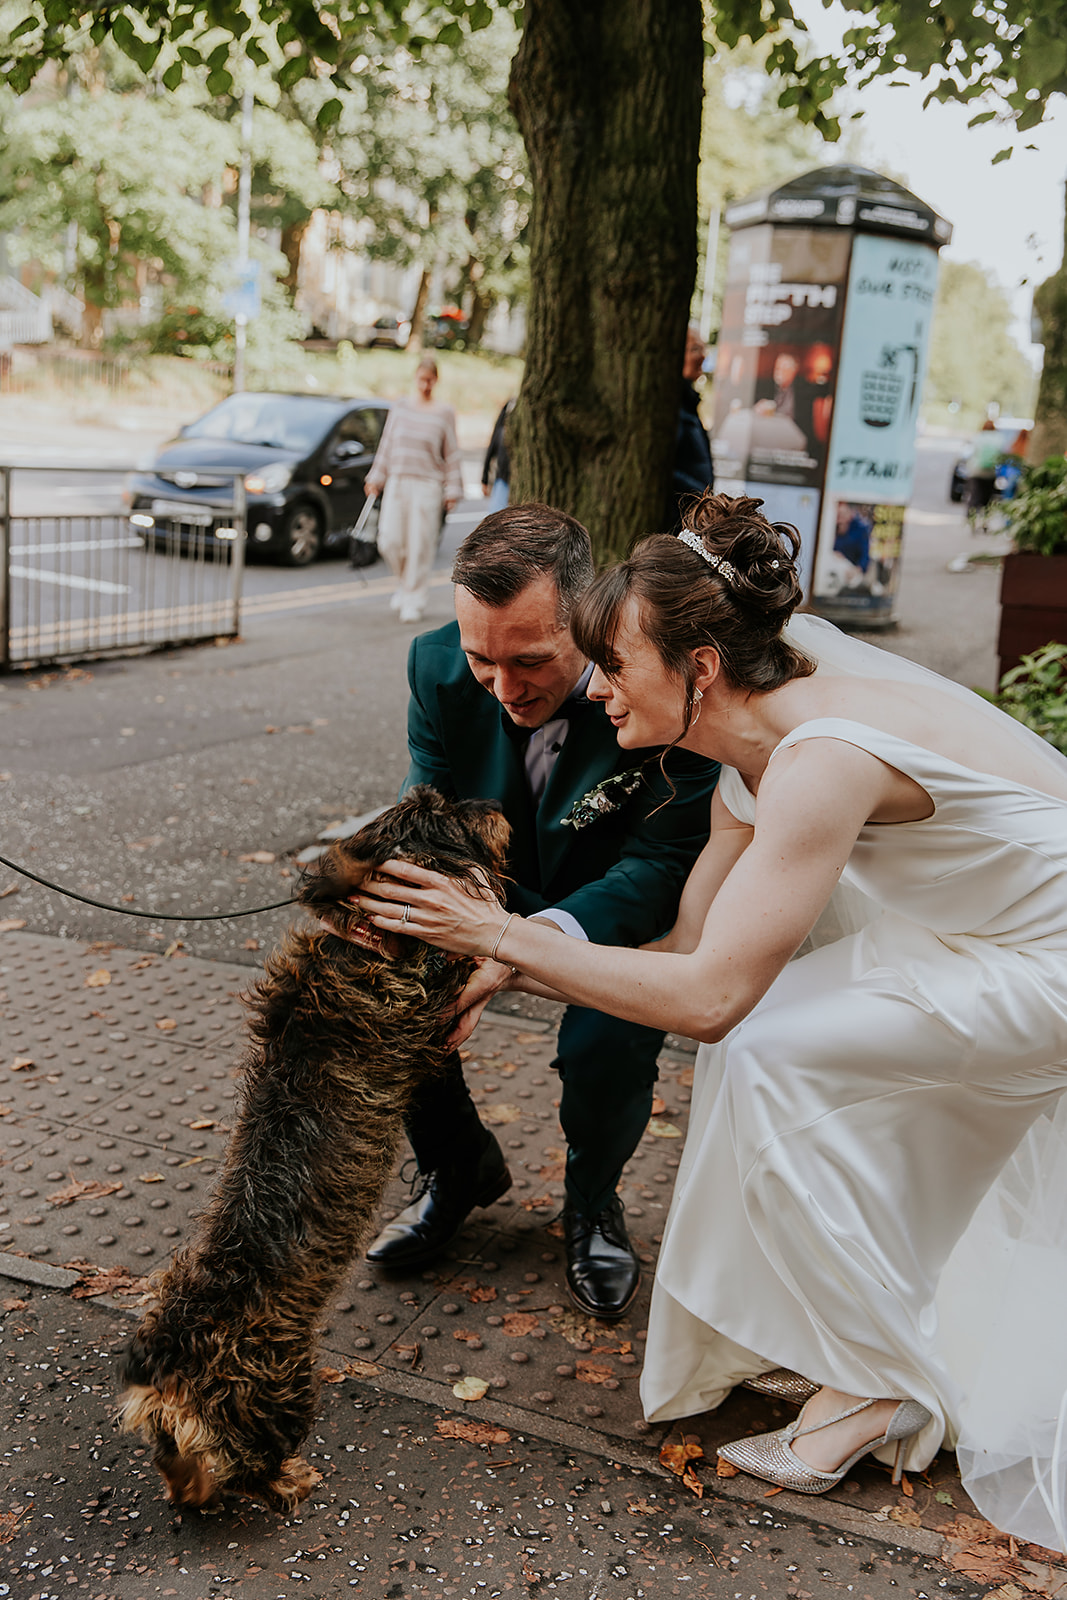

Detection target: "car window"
[184, 394, 344, 453]
[334, 408, 386, 451]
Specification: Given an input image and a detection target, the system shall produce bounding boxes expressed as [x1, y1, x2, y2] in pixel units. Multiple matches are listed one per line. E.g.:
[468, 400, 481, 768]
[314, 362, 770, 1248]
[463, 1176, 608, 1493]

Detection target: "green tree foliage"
[924, 260, 1037, 427]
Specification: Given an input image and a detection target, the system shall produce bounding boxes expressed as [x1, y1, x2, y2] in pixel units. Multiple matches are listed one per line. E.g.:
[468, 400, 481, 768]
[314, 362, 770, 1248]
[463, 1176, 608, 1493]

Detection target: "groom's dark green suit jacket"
[402, 622, 719, 946]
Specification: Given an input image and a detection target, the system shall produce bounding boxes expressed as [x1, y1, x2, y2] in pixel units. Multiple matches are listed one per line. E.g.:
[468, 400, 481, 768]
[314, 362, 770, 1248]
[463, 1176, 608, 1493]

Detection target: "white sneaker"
[399, 603, 424, 624]
[389, 591, 404, 612]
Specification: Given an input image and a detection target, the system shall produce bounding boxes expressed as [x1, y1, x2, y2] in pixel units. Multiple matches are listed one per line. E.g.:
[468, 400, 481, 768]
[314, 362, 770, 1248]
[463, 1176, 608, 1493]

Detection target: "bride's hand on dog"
[356, 858, 508, 958]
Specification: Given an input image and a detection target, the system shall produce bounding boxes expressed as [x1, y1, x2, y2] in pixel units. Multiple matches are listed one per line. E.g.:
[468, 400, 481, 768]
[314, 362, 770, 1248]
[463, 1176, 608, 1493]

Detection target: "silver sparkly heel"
[742, 1368, 819, 1406]
[717, 1396, 933, 1495]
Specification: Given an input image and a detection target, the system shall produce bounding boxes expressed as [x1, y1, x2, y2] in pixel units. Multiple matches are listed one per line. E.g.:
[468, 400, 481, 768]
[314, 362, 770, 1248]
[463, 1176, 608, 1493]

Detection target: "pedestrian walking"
[365, 358, 462, 623]
[481, 397, 513, 513]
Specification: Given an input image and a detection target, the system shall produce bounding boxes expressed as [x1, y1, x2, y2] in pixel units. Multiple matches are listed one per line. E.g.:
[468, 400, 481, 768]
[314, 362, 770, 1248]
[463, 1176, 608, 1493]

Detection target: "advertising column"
[711, 225, 850, 599]
[812, 236, 940, 623]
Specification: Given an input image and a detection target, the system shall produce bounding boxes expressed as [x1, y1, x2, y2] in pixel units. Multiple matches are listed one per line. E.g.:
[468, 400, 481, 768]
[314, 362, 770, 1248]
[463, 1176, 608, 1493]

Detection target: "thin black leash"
[0, 850, 298, 922]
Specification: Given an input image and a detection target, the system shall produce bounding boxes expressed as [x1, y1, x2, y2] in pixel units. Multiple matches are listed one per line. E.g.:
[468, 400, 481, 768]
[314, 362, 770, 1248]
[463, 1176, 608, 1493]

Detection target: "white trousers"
[377, 477, 442, 614]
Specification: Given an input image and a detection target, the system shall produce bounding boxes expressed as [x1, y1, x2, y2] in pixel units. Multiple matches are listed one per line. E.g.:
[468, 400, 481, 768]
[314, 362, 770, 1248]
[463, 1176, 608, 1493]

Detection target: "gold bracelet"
[489, 911, 517, 964]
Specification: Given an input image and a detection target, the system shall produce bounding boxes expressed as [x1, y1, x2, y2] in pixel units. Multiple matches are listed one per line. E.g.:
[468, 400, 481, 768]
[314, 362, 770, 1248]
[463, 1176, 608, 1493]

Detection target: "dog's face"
[298, 786, 510, 955]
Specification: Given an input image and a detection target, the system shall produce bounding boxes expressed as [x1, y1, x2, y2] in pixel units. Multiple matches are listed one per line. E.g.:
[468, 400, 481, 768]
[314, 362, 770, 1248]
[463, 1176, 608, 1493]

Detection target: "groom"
[366, 503, 718, 1319]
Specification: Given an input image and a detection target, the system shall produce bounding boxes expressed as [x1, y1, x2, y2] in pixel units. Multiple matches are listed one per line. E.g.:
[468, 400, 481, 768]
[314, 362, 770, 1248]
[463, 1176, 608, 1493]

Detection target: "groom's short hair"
[452, 503, 594, 621]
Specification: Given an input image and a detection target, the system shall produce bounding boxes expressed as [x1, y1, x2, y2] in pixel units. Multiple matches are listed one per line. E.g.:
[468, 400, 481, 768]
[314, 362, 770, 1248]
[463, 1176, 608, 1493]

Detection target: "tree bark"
[466, 282, 494, 348]
[508, 0, 703, 561]
[407, 265, 432, 352]
[1030, 183, 1067, 465]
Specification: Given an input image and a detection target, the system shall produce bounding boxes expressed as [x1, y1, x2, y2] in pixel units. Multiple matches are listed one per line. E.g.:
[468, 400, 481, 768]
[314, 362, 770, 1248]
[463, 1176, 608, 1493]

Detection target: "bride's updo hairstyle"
[572, 492, 815, 727]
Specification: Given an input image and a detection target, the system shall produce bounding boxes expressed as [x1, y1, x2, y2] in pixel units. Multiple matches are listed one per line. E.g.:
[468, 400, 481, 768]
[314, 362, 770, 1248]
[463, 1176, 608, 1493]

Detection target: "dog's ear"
[453, 800, 511, 872]
[297, 846, 373, 909]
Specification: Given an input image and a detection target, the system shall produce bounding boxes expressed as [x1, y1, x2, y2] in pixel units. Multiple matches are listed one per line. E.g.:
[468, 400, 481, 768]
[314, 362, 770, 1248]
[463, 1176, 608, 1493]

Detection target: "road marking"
[10, 538, 142, 556]
[10, 564, 131, 596]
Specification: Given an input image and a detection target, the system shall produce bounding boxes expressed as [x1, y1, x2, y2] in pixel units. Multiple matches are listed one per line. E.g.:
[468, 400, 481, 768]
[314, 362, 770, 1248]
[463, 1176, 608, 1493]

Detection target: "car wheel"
[278, 503, 323, 566]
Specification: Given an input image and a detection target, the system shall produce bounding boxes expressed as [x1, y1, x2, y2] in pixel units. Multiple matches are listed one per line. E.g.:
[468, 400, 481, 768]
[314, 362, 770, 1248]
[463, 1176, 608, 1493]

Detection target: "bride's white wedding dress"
[642, 619, 1067, 1552]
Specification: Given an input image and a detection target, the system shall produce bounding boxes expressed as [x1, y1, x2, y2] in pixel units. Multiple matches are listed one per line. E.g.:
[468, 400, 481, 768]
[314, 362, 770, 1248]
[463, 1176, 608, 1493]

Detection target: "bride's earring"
[691, 686, 703, 724]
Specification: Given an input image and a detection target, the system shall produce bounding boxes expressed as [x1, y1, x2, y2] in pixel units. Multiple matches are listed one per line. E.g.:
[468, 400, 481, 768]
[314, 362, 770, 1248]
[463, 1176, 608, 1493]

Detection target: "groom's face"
[456, 573, 587, 730]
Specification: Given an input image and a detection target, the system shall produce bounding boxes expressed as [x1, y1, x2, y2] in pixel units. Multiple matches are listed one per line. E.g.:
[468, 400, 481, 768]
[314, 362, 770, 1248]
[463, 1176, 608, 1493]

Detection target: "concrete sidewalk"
[2, 928, 1061, 1598]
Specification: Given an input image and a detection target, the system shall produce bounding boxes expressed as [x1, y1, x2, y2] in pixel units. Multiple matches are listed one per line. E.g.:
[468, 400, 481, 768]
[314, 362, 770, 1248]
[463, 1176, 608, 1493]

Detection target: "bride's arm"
[360, 742, 884, 1042]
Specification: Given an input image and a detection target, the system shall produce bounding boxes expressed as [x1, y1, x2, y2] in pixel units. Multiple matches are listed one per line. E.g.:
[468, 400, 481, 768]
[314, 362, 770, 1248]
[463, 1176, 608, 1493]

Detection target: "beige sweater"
[367, 401, 463, 502]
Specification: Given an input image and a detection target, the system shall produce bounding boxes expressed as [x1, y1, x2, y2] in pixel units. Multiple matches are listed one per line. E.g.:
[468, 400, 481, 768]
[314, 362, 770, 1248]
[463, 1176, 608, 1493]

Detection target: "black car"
[124, 392, 390, 566]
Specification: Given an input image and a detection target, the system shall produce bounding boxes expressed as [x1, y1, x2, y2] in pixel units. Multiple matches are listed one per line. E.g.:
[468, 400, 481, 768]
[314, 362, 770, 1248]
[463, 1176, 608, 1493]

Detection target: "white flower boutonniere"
[562, 765, 647, 829]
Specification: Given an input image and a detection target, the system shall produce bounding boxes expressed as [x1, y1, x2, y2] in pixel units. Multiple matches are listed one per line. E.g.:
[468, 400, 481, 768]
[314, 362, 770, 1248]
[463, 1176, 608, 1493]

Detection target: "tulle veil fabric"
[782, 613, 1067, 1551]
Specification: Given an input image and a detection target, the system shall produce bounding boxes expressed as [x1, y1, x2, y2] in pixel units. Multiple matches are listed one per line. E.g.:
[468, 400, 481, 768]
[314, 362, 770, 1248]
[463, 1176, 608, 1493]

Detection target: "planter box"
[997, 550, 1067, 680]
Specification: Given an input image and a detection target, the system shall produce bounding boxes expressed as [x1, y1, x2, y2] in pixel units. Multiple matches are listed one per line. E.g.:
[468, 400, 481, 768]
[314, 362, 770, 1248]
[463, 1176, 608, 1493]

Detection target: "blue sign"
[223, 261, 261, 321]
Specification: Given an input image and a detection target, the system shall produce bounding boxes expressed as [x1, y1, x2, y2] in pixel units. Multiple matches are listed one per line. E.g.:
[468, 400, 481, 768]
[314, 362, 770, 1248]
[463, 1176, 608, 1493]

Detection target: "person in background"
[365, 357, 462, 624]
[963, 418, 1002, 523]
[672, 325, 714, 523]
[482, 398, 514, 513]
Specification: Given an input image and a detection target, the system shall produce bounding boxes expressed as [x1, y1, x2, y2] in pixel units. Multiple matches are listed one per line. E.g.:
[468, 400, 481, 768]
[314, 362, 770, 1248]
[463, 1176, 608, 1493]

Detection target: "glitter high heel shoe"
[717, 1396, 933, 1495]
[741, 1368, 819, 1405]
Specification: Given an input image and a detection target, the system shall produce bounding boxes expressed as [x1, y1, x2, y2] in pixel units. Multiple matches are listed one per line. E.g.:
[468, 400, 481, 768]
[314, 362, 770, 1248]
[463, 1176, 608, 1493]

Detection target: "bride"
[354, 491, 1067, 1551]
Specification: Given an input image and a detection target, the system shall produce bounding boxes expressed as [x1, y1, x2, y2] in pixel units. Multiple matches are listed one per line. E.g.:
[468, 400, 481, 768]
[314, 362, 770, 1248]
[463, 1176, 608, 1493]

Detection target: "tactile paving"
[1, 927, 696, 1450]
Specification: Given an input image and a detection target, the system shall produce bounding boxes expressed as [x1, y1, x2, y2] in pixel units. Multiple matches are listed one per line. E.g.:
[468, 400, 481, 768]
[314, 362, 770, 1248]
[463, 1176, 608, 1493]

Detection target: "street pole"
[699, 205, 721, 345]
[233, 86, 253, 394]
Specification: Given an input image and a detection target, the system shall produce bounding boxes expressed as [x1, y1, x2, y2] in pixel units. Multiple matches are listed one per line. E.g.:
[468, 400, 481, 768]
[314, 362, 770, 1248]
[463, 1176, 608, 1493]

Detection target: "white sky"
[793, 0, 1066, 360]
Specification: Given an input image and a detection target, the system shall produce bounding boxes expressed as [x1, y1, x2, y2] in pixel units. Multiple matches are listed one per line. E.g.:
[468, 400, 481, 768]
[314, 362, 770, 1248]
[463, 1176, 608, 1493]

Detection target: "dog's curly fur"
[117, 786, 510, 1513]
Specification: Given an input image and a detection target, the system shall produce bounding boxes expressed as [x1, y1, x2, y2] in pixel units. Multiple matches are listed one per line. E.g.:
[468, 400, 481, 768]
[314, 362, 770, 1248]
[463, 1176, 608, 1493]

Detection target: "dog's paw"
[261, 1456, 322, 1513]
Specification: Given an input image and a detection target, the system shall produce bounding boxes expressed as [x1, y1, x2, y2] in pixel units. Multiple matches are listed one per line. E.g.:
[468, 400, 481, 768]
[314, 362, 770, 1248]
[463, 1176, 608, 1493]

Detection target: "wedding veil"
[784, 611, 1067, 1553]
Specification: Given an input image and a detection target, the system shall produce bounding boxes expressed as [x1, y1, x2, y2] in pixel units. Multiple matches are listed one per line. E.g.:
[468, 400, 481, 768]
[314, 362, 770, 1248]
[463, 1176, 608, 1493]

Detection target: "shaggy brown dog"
[118, 787, 509, 1512]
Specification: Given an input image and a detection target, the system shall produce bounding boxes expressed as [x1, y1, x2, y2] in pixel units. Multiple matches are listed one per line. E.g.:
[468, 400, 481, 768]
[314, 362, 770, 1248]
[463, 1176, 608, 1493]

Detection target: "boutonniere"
[562, 765, 647, 829]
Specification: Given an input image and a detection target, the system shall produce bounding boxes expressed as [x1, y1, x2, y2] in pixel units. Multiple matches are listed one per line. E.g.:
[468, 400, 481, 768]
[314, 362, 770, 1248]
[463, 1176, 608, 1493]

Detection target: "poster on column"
[814, 235, 939, 617]
[710, 226, 851, 491]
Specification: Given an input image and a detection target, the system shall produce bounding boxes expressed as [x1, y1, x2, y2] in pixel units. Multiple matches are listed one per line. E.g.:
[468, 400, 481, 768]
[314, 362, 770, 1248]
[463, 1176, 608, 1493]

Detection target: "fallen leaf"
[521, 1194, 556, 1210]
[9, 1056, 35, 1072]
[480, 1103, 521, 1125]
[2, 1298, 28, 1311]
[69, 1264, 149, 1299]
[513, 1032, 543, 1045]
[647, 1118, 681, 1139]
[47, 1176, 124, 1208]
[899, 1472, 914, 1498]
[319, 1366, 347, 1384]
[466, 1284, 497, 1304]
[341, 1358, 381, 1380]
[452, 1376, 490, 1402]
[0, 1103, 12, 1116]
[677, 1065, 694, 1087]
[545, 1218, 565, 1239]
[576, 1360, 615, 1385]
[155, 1017, 178, 1032]
[188, 1119, 215, 1130]
[763, 1486, 784, 1498]
[715, 1458, 740, 1479]
[935, 1489, 956, 1506]
[651, 1096, 667, 1115]
[163, 940, 185, 958]
[682, 1464, 704, 1498]
[660, 1438, 704, 1475]
[502, 1312, 539, 1337]
[0, 1506, 30, 1544]
[889, 1504, 923, 1528]
[626, 1496, 661, 1515]
[243, 938, 260, 951]
[435, 1418, 511, 1447]
[0, 918, 27, 932]
[129, 956, 155, 971]
[137, 1173, 165, 1184]
[84, 968, 111, 988]
[238, 850, 276, 864]
[0, 883, 20, 899]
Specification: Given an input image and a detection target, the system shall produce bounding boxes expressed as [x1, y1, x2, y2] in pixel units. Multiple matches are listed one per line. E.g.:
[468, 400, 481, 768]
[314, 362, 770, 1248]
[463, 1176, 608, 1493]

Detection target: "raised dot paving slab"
[1, 923, 1055, 1586]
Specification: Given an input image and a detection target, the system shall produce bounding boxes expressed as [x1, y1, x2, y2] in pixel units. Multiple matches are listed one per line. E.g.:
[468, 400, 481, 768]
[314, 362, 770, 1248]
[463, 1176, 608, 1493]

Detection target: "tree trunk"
[1030, 184, 1067, 466]
[508, 0, 703, 562]
[407, 265, 432, 353]
[280, 217, 309, 298]
[466, 283, 494, 348]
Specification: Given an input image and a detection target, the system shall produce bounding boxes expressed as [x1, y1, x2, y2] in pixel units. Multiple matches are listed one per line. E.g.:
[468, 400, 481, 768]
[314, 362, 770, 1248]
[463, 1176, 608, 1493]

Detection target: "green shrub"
[984, 641, 1067, 755]
[1007, 456, 1067, 556]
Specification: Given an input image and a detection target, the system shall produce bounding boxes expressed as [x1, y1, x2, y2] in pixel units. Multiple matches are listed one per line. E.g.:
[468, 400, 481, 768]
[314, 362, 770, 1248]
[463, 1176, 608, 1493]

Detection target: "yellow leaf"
[452, 1376, 490, 1402]
[0, 917, 27, 932]
[155, 1017, 178, 1032]
[137, 1173, 164, 1184]
[84, 969, 111, 988]
[481, 1103, 521, 1125]
[647, 1118, 681, 1138]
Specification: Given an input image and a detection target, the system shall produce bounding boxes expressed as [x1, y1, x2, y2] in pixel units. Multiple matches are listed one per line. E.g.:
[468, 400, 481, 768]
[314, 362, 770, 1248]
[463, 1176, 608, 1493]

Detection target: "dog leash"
[0, 849, 297, 922]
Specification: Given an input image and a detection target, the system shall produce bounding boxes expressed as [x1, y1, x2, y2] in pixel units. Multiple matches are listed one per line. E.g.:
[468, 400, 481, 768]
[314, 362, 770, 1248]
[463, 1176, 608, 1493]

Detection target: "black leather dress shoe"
[366, 1133, 511, 1270]
[563, 1194, 640, 1321]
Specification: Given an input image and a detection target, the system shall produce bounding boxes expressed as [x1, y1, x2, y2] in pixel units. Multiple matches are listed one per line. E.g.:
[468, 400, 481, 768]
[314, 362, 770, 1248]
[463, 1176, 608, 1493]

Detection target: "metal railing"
[0, 465, 245, 669]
